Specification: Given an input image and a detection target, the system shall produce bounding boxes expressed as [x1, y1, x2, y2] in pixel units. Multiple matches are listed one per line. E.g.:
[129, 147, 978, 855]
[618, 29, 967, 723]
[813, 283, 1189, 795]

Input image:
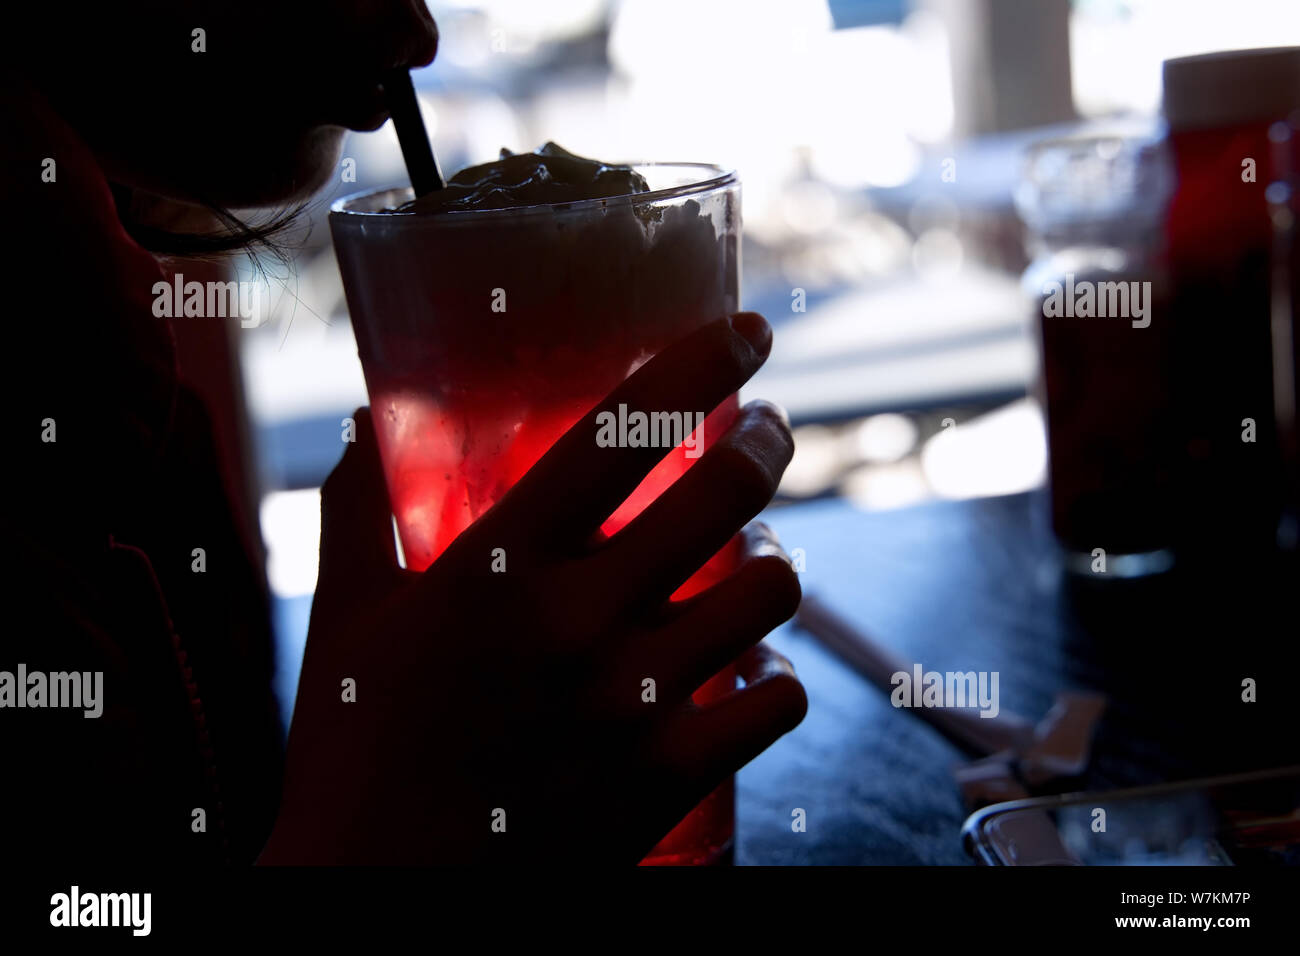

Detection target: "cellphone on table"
[962, 766, 1300, 866]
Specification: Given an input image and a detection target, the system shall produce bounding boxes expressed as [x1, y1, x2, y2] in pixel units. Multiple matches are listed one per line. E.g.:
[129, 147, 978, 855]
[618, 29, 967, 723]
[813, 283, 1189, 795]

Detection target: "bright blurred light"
[606, 0, 948, 218]
[261, 489, 322, 598]
[802, 26, 926, 188]
[840, 459, 931, 510]
[776, 213, 912, 284]
[453, 93, 525, 163]
[780, 180, 838, 234]
[911, 228, 964, 283]
[608, 0, 832, 81]
[900, 10, 955, 144]
[780, 424, 843, 497]
[441, 0, 606, 46]
[438, 10, 495, 68]
[920, 399, 1047, 500]
[1071, 0, 1300, 117]
[854, 413, 918, 463]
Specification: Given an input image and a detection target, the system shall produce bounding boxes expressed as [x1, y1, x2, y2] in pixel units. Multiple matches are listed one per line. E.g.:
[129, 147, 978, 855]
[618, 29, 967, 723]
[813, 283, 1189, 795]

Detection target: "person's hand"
[261, 312, 806, 864]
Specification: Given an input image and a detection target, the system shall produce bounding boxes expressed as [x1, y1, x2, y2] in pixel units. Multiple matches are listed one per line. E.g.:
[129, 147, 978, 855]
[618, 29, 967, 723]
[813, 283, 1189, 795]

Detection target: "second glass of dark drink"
[330, 160, 743, 864]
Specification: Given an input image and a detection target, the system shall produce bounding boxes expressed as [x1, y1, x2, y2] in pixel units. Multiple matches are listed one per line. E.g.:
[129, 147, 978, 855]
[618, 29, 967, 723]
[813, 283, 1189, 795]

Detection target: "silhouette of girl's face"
[30, 1, 437, 207]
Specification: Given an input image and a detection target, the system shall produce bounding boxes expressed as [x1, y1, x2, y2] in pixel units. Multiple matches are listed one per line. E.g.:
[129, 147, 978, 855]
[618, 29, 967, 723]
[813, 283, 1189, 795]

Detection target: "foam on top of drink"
[398, 142, 650, 213]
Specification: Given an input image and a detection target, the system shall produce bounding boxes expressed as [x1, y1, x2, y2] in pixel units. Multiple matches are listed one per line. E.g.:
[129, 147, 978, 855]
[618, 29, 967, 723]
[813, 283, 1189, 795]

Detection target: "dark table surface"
[738, 490, 1299, 865]
[272, 488, 1297, 865]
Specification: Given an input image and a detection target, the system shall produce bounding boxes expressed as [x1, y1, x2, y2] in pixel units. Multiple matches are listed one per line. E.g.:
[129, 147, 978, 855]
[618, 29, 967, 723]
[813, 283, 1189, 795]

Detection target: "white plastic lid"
[1163, 46, 1300, 131]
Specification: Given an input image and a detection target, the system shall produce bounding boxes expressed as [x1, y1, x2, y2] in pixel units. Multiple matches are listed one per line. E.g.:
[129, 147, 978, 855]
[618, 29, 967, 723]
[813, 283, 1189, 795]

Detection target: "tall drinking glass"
[330, 165, 742, 865]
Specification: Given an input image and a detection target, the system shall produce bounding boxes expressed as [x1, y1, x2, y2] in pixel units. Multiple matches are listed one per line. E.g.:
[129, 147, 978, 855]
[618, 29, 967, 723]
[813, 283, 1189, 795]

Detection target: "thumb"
[318, 407, 400, 578]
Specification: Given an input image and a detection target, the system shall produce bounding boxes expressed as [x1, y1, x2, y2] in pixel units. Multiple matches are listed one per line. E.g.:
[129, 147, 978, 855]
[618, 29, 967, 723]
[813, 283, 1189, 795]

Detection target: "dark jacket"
[1, 85, 283, 866]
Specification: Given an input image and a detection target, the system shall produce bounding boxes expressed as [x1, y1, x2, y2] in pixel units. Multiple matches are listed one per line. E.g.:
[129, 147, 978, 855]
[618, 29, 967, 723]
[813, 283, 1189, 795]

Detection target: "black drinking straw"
[383, 69, 443, 196]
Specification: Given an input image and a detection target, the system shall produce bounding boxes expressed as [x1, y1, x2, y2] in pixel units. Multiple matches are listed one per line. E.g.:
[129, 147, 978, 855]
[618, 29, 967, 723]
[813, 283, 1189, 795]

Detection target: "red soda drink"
[331, 163, 743, 864]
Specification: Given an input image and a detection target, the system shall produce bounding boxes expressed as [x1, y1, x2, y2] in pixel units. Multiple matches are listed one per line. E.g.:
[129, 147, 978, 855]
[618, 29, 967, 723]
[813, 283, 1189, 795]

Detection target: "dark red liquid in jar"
[1036, 272, 1178, 554]
[1165, 121, 1287, 553]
